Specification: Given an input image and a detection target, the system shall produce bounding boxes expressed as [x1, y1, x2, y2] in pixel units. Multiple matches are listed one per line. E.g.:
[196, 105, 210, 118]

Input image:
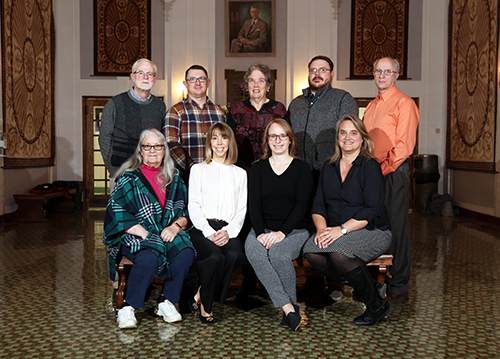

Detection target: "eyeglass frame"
[133, 70, 157, 78]
[308, 68, 331, 74]
[373, 69, 398, 76]
[268, 134, 289, 141]
[141, 144, 165, 151]
[185, 77, 209, 83]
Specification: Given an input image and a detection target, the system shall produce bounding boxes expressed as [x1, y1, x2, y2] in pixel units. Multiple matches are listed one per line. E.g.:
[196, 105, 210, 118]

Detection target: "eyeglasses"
[373, 69, 397, 76]
[186, 77, 208, 83]
[268, 134, 288, 141]
[141, 144, 165, 151]
[248, 78, 266, 84]
[309, 68, 330, 74]
[133, 70, 156, 78]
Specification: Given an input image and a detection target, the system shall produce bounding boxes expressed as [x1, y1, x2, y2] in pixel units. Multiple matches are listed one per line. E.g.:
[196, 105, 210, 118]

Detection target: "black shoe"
[281, 304, 300, 328]
[341, 266, 391, 326]
[353, 300, 391, 326]
[188, 297, 199, 314]
[199, 313, 215, 325]
[283, 310, 301, 332]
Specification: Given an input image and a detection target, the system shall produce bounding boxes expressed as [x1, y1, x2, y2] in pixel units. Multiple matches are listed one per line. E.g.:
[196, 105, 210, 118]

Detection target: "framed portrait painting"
[226, 0, 276, 57]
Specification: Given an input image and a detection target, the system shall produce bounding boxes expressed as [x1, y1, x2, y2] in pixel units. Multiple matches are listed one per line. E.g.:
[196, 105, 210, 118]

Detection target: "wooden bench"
[366, 253, 394, 283]
[116, 257, 133, 310]
[13, 189, 76, 222]
[116, 253, 394, 308]
[298, 253, 394, 284]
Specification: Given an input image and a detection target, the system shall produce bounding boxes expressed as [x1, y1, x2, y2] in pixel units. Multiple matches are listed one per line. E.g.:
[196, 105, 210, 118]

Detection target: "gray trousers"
[385, 162, 411, 296]
[245, 228, 309, 308]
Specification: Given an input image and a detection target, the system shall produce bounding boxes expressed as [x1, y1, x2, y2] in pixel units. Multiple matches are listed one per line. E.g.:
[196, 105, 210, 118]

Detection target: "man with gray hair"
[230, 5, 268, 53]
[363, 57, 419, 306]
[99, 59, 166, 177]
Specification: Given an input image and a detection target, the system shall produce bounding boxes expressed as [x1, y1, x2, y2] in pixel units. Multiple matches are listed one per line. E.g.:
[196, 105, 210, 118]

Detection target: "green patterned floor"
[1, 210, 499, 358]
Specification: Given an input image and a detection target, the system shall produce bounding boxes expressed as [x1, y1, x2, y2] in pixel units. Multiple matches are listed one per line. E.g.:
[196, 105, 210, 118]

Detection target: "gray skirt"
[302, 228, 391, 263]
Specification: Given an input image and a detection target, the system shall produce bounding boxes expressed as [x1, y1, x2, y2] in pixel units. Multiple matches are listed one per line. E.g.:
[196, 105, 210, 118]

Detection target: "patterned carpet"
[1, 209, 499, 358]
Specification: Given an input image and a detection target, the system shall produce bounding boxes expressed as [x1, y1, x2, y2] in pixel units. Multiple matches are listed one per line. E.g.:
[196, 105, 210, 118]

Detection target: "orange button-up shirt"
[363, 86, 419, 176]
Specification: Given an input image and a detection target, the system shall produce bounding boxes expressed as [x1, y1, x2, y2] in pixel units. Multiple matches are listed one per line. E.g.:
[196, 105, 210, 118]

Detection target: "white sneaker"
[117, 306, 137, 329]
[155, 300, 182, 323]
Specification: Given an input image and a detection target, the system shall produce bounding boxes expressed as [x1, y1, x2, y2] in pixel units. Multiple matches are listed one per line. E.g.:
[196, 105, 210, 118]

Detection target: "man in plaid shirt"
[164, 65, 226, 181]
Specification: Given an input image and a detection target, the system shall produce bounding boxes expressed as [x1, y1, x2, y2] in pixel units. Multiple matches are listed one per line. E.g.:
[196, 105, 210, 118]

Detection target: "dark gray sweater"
[99, 91, 166, 177]
[287, 86, 358, 172]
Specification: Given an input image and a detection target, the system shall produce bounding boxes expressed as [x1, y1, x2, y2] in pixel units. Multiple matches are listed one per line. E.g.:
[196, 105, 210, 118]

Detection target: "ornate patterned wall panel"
[1, 0, 55, 168]
[446, 0, 497, 171]
[350, 0, 408, 79]
[94, 0, 150, 76]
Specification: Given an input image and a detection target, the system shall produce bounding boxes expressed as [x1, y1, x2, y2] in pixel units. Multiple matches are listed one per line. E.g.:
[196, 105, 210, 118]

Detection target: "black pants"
[385, 162, 411, 296]
[190, 220, 245, 312]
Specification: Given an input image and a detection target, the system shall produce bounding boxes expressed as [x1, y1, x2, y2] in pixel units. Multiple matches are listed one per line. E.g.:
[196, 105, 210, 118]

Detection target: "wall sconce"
[177, 83, 187, 100]
[295, 81, 309, 98]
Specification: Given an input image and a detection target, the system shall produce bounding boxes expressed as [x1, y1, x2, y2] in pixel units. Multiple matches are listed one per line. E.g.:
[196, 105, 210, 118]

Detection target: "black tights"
[304, 252, 364, 275]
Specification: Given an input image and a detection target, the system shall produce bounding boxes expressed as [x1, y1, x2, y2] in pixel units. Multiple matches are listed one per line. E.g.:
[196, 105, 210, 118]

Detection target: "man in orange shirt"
[363, 57, 419, 306]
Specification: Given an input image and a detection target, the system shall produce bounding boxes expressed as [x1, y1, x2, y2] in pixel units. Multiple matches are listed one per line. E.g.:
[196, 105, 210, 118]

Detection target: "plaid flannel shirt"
[164, 98, 226, 170]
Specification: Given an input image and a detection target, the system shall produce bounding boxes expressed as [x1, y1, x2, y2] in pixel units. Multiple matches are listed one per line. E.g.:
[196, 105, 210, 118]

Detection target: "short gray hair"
[373, 57, 400, 73]
[131, 59, 158, 75]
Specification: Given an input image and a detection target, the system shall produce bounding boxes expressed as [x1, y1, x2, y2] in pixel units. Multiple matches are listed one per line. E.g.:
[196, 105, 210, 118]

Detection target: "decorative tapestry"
[94, 0, 151, 76]
[1, 0, 55, 168]
[350, 0, 408, 79]
[446, 0, 497, 172]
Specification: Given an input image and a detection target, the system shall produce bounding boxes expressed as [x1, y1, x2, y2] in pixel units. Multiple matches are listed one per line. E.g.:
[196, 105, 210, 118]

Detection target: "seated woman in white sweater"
[188, 122, 247, 324]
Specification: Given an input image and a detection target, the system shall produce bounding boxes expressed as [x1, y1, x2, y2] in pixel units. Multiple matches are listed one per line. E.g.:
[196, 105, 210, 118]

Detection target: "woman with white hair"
[103, 129, 194, 329]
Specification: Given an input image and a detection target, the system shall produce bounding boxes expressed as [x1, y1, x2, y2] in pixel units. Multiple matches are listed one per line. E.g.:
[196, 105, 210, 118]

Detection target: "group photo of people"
[101, 54, 419, 332]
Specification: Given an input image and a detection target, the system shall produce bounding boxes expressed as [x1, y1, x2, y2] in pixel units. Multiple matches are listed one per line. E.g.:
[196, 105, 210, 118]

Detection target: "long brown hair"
[259, 119, 299, 160]
[204, 122, 238, 165]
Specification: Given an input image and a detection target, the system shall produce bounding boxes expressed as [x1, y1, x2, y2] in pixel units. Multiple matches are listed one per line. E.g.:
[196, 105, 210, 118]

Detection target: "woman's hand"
[161, 224, 180, 242]
[126, 224, 149, 240]
[209, 230, 230, 247]
[257, 231, 285, 249]
[314, 227, 343, 249]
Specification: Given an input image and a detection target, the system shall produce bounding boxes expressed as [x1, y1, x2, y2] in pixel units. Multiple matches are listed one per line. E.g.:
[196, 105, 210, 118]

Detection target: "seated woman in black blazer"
[302, 115, 392, 326]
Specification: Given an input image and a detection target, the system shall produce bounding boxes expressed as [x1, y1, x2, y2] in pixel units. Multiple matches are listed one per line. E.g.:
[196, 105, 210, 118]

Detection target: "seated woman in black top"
[302, 115, 392, 326]
[245, 119, 313, 332]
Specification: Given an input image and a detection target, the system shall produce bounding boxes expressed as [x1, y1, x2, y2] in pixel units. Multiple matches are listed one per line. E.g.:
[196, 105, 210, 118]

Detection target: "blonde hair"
[113, 129, 175, 188]
[330, 115, 375, 163]
[259, 119, 299, 160]
[204, 122, 238, 165]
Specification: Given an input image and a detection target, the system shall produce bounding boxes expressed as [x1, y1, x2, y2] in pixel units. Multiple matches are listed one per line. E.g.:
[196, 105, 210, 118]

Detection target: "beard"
[308, 77, 331, 93]
[134, 81, 154, 92]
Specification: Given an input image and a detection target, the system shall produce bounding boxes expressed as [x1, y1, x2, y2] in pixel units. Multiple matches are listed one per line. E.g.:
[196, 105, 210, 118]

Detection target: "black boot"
[353, 280, 387, 302]
[342, 266, 391, 326]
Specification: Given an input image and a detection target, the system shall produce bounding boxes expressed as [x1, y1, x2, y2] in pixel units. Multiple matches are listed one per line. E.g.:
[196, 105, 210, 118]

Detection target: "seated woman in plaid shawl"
[103, 129, 194, 329]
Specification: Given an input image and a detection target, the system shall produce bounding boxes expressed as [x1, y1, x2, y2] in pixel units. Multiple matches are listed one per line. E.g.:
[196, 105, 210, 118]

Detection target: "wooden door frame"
[82, 96, 112, 208]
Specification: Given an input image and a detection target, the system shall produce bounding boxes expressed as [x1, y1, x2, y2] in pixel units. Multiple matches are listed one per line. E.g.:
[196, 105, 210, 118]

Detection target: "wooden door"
[83, 97, 112, 207]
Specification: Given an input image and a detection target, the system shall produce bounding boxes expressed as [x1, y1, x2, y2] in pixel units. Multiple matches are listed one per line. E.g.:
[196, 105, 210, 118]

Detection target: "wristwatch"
[340, 224, 348, 235]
